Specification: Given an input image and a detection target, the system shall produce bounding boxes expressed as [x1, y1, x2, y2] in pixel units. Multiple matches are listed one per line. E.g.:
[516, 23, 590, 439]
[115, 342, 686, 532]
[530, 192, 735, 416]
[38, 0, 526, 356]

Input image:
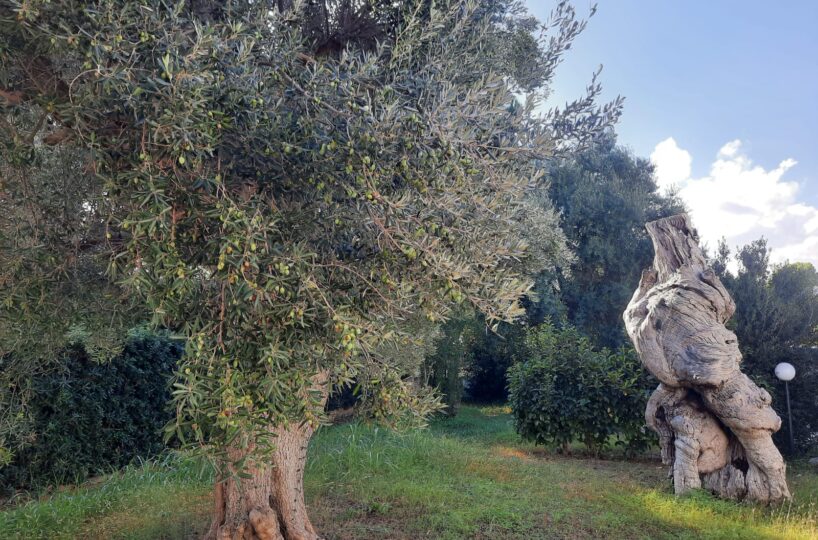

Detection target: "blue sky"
[524, 0, 818, 267]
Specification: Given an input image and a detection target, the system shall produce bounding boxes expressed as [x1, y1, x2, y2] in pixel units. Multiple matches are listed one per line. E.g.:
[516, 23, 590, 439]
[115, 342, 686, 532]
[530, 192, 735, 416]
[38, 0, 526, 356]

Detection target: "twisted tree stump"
[624, 214, 790, 503]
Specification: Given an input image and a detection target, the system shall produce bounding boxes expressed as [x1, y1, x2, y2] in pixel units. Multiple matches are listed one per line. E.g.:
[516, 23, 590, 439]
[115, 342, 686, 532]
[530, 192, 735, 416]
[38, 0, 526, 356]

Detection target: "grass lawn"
[1, 405, 816, 539]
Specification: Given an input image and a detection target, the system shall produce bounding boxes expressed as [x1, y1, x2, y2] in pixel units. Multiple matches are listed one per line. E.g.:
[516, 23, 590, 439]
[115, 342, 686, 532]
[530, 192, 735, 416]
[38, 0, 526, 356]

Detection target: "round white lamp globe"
[775, 362, 796, 382]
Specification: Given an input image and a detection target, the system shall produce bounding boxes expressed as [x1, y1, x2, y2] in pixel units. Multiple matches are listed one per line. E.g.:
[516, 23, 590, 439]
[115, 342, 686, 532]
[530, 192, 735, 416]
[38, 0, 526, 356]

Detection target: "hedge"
[0, 331, 182, 493]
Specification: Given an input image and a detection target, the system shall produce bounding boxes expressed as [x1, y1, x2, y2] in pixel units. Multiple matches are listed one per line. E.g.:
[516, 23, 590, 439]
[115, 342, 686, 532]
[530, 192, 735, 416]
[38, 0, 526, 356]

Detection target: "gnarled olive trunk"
[205, 373, 328, 540]
[624, 214, 790, 504]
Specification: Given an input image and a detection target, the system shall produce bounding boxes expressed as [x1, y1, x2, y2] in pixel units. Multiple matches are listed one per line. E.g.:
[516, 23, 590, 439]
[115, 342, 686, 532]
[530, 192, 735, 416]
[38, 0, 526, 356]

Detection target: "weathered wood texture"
[205, 372, 329, 540]
[624, 214, 790, 503]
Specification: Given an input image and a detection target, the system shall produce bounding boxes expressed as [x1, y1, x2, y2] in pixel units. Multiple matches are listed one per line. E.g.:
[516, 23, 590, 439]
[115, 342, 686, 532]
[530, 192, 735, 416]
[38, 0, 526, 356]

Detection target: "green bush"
[0, 331, 182, 493]
[507, 322, 654, 455]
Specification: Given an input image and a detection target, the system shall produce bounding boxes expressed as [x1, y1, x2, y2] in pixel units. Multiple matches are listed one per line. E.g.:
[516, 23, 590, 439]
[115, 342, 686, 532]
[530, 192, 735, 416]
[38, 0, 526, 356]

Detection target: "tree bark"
[624, 214, 790, 504]
[205, 372, 329, 540]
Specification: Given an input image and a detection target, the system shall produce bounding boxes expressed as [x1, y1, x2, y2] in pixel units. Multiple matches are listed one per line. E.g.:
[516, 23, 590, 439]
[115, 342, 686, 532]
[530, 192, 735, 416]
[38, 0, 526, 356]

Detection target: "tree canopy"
[535, 134, 684, 346]
[0, 0, 620, 507]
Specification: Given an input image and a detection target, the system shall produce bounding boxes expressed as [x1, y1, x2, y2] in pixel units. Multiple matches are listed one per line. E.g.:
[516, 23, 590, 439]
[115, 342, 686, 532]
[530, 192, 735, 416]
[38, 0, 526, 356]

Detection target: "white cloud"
[650, 138, 818, 269]
[650, 137, 691, 192]
[718, 139, 742, 158]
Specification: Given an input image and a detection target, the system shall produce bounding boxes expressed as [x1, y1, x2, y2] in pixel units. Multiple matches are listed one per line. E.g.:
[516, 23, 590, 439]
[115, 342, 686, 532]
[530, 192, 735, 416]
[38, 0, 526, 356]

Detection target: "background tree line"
[711, 239, 818, 453]
[425, 135, 818, 457]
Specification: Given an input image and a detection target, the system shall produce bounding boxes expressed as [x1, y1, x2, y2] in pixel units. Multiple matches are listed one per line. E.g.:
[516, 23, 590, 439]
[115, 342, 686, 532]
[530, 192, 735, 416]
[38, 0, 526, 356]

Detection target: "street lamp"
[775, 362, 796, 455]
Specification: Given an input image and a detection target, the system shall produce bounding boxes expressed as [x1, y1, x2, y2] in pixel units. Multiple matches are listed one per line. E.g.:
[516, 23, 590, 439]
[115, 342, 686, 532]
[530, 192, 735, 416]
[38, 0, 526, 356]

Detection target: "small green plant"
[507, 322, 654, 455]
[367, 500, 392, 515]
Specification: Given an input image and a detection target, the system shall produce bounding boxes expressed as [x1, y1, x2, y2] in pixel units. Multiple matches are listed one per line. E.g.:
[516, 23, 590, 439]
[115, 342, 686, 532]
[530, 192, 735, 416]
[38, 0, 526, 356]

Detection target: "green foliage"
[462, 135, 682, 403]
[422, 315, 477, 415]
[0, 134, 142, 457]
[0, 331, 182, 493]
[507, 322, 654, 455]
[296, 0, 567, 94]
[710, 239, 818, 454]
[0, 0, 618, 466]
[463, 318, 525, 403]
[533, 134, 685, 347]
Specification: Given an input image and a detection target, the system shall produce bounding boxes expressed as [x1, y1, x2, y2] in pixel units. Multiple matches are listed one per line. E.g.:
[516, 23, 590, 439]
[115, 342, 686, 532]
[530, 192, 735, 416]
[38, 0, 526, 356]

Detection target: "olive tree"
[0, 1, 618, 537]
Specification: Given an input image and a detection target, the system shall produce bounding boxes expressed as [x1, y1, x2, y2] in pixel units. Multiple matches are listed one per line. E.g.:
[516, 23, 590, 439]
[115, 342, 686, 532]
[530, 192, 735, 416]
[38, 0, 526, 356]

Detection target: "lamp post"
[775, 362, 796, 455]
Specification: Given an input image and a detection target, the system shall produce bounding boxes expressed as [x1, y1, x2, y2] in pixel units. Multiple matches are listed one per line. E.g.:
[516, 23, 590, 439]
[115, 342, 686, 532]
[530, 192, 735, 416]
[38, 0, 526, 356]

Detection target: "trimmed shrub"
[0, 330, 181, 492]
[507, 322, 654, 456]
